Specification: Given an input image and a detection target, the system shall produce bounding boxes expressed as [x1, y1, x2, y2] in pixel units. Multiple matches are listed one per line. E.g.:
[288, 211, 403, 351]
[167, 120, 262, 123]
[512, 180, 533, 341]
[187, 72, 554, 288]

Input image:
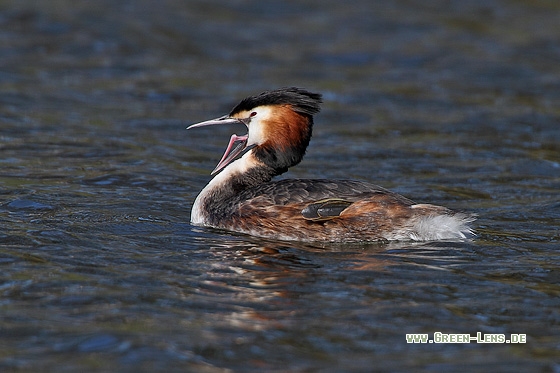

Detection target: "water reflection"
[185, 235, 479, 328]
[180, 233, 553, 370]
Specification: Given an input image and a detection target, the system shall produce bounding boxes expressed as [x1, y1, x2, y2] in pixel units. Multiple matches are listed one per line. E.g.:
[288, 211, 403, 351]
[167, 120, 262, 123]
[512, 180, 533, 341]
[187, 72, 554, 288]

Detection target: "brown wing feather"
[301, 198, 353, 221]
[221, 179, 419, 241]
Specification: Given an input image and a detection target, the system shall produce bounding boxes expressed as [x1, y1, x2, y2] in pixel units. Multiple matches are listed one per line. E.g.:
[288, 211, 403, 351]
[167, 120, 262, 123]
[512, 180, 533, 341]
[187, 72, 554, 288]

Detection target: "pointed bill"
[188, 115, 250, 174]
[187, 115, 242, 129]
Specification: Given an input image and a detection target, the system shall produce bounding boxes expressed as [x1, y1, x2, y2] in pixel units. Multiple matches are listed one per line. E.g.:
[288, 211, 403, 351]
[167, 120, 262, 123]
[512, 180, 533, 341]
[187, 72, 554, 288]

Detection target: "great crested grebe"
[188, 87, 475, 242]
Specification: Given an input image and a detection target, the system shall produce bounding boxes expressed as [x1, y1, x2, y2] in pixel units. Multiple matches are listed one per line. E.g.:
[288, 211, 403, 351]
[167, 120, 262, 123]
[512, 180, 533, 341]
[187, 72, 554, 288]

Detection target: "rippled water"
[1, 0, 559, 371]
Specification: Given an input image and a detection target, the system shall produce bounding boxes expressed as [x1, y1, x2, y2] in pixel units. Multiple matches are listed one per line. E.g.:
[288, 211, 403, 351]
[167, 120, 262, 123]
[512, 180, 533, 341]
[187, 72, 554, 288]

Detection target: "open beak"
[187, 116, 249, 175]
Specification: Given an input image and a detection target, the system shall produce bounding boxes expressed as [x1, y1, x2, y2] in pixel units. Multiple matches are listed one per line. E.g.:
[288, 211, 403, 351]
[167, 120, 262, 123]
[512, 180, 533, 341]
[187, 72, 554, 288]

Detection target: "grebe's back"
[195, 178, 474, 242]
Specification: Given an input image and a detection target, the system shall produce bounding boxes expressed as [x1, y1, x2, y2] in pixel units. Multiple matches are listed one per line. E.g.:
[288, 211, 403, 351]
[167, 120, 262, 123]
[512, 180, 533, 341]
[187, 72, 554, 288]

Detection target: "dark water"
[1, 0, 559, 371]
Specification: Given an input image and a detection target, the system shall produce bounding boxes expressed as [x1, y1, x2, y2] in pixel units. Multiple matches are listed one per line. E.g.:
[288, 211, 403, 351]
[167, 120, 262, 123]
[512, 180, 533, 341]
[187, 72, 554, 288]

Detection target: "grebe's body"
[189, 88, 475, 242]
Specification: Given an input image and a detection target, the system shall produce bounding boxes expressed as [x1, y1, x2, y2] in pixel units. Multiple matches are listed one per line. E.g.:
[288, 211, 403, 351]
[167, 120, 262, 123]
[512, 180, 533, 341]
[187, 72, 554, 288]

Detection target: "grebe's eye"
[250, 111, 257, 117]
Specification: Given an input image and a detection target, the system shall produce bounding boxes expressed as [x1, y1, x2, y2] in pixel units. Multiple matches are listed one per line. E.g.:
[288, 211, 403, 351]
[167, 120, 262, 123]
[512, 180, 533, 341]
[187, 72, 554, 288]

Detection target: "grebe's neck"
[191, 150, 279, 226]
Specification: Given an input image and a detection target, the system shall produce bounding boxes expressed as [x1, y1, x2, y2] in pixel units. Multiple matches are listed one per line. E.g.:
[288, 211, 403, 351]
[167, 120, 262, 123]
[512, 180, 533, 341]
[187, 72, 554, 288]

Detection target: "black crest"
[229, 87, 322, 117]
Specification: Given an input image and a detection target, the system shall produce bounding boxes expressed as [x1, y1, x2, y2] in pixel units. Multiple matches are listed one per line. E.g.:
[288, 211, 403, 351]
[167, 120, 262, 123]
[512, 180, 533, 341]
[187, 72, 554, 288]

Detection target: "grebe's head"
[188, 87, 322, 175]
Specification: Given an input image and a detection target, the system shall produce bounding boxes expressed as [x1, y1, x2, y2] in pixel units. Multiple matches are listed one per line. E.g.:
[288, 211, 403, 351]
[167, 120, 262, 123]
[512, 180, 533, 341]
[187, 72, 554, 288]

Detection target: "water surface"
[1, 0, 559, 371]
